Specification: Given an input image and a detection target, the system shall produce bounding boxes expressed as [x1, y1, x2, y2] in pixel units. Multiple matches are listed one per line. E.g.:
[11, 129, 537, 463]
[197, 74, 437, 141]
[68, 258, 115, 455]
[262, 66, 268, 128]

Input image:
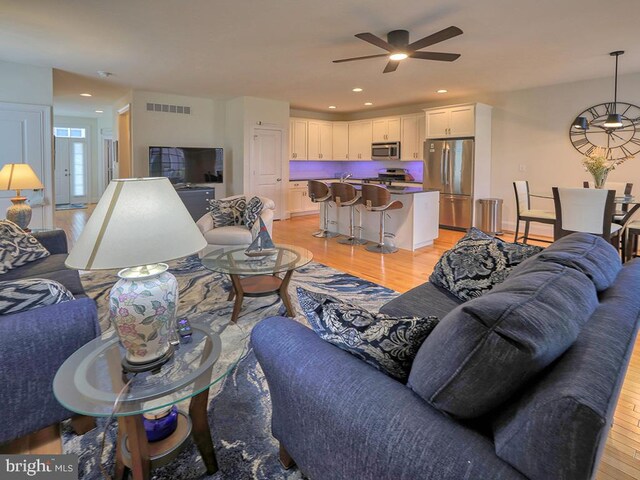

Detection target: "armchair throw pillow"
[244, 196, 264, 229]
[429, 228, 543, 301]
[297, 287, 439, 382]
[0, 220, 50, 274]
[207, 197, 247, 228]
[0, 278, 74, 315]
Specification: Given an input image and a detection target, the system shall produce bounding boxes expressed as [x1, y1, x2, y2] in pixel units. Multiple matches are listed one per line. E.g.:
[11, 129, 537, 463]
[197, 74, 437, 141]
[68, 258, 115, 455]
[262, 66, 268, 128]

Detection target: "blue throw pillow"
[0, 278, 74, 315]
[207, 197, 246, 227]
[0, 220, 50, 274]
[429, 228, 543, 301]
[297, 287, 439, 382]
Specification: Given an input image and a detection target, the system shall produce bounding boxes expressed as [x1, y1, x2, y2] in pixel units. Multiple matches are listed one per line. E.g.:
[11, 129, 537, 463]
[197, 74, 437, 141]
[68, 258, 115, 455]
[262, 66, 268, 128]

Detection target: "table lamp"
[0, 163, 44, 231]
[66, 177, 207, 371]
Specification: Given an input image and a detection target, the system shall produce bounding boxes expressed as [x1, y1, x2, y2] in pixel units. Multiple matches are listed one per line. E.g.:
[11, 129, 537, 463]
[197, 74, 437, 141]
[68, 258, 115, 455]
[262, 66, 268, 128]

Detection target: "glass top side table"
[201, 244, 313, 322]
[54, 321, 246, 479]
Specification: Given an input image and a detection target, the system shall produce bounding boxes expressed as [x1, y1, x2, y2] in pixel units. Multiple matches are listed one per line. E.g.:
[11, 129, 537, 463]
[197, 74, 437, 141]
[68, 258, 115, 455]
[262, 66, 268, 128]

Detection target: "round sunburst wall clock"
[569, 102, 640, 160]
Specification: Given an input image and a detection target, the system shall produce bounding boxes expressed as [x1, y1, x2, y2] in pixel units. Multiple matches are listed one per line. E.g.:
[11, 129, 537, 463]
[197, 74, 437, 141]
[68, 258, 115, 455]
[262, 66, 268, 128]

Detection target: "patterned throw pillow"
[0, 220, 50, 274]
[297, 287, 439, 382]
[429, 228, 543, 302]
[207, 197, 246, 227]
[0, 278, 74, 315]
[244, 196, 264, 229]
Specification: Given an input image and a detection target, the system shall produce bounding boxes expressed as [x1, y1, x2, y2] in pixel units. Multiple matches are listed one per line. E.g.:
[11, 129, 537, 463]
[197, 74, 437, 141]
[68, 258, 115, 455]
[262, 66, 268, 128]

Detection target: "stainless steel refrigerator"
[423, 139, 474, 230]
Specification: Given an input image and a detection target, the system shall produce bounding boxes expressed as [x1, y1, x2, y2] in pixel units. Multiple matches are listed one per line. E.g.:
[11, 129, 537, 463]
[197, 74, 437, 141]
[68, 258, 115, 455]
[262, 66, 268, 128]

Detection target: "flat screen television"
[149, 146, 223, 184]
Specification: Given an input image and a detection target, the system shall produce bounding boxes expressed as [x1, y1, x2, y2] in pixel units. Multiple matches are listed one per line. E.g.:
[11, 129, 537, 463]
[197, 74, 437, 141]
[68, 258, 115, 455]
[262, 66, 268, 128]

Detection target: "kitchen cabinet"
[400, 114, 426, 161]
[307, 120, 333, 160]
[425, 105, 475, 138]
[348, 120, 373, 161]
[290, 118, 308, 160]
[372, 117, 401, 142]
[288, 181, 319, 215]
[332, 122, 349, 160]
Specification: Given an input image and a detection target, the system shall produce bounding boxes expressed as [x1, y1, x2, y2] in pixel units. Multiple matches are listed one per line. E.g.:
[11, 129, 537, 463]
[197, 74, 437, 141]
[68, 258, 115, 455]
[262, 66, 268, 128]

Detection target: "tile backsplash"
[289, 160, 423, 182]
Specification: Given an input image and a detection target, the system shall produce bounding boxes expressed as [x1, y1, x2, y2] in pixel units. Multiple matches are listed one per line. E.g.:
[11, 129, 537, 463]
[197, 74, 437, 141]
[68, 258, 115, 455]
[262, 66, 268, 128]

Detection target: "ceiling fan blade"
[406, 26, 463, 52]
[383, 61, 400, 73]
[333, 53, 389, 63]
[355, 32, 394, 52]
[410, 51, 461, 62]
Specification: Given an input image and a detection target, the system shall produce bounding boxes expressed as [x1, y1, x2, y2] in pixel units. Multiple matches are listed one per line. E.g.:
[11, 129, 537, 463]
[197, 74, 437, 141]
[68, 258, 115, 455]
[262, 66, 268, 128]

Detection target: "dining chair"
[582, 181, 633, 224]
[513, 181, 556, 244]
[552, 187, 621, 245]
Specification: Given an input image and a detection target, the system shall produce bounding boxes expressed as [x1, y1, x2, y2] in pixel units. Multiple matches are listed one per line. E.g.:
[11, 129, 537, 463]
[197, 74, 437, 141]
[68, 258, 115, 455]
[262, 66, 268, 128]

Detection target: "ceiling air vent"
[146, 103, 191, 114]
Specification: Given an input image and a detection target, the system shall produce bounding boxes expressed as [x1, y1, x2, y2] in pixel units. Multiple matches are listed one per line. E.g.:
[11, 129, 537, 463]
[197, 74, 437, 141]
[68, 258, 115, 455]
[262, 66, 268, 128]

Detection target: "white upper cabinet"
[289, 118, 308, 160]
[308, 120, 333, 160]
[332, 122, 349, 161]
[348, 120, 373, 161]
[400, 114, 426, 161]
[425, 104, 475, 138]
[372, 117, 401, 142]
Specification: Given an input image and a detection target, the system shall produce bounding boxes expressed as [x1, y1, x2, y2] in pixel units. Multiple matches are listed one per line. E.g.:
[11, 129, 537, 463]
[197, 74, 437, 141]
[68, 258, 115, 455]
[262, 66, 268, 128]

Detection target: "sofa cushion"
[203, 225, 253, 246]
[207, 196, 246, 227]
[408, 260, 599, 418]
[379, 282, 462, 319]
[527, 232, 621, 291]
[244, 196, 264, 229]
[0, 278, 74, 315]
[0, 254, 85, 295]
[297, 287, 439, 382]
[0, 220, 50, 274]
[429, 228, 542, 301]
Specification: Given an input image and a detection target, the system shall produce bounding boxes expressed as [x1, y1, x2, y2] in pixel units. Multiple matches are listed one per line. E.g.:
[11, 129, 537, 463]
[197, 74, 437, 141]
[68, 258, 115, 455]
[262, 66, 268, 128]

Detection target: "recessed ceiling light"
[97, 71, 113, 78]
[436, 89, 448, 94]
[352, 87, 363, 92]
[95, 110, 104, 113]
[80, 93, 92, 97]
[364, 102, 373, 106]
[389, 53, 408, 61]
[328, 105, 337, 109]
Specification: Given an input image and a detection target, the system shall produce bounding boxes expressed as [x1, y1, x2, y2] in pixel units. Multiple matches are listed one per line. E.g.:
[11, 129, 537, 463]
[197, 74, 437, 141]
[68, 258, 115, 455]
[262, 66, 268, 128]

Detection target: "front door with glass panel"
[54, 127, 88, 205]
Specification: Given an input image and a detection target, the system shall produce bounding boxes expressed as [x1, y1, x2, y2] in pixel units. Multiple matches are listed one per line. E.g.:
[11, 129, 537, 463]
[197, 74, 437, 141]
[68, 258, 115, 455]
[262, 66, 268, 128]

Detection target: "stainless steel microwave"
[371, 142, 400, 160]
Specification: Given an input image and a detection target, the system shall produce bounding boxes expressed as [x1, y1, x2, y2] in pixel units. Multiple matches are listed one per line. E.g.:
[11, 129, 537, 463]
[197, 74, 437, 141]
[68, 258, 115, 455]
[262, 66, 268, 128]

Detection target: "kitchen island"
[320, 183, 440, 251]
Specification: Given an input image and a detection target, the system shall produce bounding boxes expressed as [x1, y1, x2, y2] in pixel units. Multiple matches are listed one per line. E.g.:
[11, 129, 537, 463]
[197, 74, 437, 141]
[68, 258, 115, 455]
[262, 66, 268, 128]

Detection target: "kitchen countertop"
[289, 177, 423, 185]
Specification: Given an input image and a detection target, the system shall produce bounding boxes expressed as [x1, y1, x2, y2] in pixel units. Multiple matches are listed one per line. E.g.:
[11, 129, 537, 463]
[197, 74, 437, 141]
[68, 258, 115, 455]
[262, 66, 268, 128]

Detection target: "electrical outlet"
[519, 164, 526, 172]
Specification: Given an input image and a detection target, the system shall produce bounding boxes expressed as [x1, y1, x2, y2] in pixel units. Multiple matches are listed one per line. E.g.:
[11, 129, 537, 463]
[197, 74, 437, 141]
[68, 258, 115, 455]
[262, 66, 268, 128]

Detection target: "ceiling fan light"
[571, 116, 588, 130]
[389, 52, 408, 61]
[603, 113, 623, 128]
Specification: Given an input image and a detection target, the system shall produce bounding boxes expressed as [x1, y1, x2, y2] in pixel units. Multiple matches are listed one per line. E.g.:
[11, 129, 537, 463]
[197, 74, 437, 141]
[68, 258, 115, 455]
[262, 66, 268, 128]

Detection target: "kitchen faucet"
[340, 173, 352, 182]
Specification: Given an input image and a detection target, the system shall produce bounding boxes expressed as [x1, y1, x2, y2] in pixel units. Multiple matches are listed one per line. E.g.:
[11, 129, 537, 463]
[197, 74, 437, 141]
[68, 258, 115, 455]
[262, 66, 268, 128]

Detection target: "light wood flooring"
[4, 206, 640, 479]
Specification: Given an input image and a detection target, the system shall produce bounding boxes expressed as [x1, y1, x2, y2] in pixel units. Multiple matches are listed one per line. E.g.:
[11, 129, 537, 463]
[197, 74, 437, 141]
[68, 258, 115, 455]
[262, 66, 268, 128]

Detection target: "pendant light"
[571, 116, 588, 130]
[603, 50, 624, 128]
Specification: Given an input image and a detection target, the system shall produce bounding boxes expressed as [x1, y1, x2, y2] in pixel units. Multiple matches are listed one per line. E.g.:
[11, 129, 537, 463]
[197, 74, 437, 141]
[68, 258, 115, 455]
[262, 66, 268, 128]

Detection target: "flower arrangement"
[582, 147, 632, 188]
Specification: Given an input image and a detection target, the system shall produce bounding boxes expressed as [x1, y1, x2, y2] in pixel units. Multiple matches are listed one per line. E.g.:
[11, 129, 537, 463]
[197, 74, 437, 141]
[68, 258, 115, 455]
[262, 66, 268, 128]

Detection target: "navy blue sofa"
[0, 230, 100, 444]
[252, 233, 640, 480]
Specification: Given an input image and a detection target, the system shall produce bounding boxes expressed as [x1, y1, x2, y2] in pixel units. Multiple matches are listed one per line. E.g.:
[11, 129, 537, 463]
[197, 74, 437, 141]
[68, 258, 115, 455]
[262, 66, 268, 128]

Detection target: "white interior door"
[54, 136, 89, 205]
[251, 128, 283, 219]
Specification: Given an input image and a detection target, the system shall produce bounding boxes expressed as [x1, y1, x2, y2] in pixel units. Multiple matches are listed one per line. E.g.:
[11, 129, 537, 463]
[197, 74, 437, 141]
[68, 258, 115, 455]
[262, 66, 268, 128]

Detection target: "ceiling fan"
[333, 26, 463, 73]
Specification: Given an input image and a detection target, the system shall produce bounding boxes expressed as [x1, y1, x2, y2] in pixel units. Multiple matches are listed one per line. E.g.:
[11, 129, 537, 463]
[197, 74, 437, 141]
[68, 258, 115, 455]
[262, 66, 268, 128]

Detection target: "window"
[54, 127, 86, 138]
[72, 142, 85, 197]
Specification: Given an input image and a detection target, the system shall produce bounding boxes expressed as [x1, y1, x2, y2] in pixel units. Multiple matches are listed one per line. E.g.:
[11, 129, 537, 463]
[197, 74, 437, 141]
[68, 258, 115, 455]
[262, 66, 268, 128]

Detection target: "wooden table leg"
[229, 274, 244, 322]
[70, 415, 96, 435]
[189, 387, 218, 475]
[278, 269, 295, 317]
[120, 415, 150, 480]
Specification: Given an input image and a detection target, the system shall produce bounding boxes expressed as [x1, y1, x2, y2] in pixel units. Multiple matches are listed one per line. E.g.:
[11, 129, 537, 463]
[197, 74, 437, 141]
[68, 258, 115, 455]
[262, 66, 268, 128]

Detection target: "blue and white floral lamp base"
[7, 194, 33, 231]
[109, 263, 178, 369]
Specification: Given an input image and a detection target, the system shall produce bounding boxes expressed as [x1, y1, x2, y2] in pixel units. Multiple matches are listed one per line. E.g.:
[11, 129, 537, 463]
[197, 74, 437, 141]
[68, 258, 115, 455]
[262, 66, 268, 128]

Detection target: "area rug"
[55, 203, 87, 210]
[63, 255, 398, 479]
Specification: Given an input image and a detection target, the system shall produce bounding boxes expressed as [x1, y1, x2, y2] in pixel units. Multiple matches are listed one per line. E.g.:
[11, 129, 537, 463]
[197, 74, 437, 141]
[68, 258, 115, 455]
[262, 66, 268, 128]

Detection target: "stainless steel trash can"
[479, 198, 503, 235]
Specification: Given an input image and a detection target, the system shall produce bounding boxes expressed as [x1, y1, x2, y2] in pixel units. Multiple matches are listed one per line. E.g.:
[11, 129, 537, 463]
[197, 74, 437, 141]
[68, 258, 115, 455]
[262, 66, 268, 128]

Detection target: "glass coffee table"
[53, 321, 246, 480]
[201, 244, 313, 322]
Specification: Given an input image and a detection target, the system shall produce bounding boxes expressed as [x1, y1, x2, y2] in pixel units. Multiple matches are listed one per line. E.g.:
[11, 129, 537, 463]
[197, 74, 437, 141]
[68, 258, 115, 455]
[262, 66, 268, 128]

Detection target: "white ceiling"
[1, 0, 639, 116]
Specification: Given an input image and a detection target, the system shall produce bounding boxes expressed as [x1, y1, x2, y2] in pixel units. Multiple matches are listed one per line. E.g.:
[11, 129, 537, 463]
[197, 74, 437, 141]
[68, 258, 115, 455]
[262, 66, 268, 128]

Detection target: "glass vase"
[593, 170, 609, 189]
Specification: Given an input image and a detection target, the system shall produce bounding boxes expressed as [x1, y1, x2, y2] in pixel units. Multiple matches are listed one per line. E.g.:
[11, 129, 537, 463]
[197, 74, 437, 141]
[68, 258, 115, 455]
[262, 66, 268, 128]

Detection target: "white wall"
[0, 61, 54, 228]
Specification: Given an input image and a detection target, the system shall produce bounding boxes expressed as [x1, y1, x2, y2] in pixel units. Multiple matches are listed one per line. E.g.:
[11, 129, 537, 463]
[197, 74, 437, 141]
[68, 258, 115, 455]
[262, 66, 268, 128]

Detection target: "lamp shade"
[603, 113, 623, 128]
[66, 177, 207, 270]
[571, 116, 588, 130]
[0, 163, 43, 191]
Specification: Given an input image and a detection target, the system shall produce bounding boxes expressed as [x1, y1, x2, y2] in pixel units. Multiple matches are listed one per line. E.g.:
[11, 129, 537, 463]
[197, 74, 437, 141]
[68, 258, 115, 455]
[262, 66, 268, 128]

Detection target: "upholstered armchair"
[196, 195, 276, 256]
